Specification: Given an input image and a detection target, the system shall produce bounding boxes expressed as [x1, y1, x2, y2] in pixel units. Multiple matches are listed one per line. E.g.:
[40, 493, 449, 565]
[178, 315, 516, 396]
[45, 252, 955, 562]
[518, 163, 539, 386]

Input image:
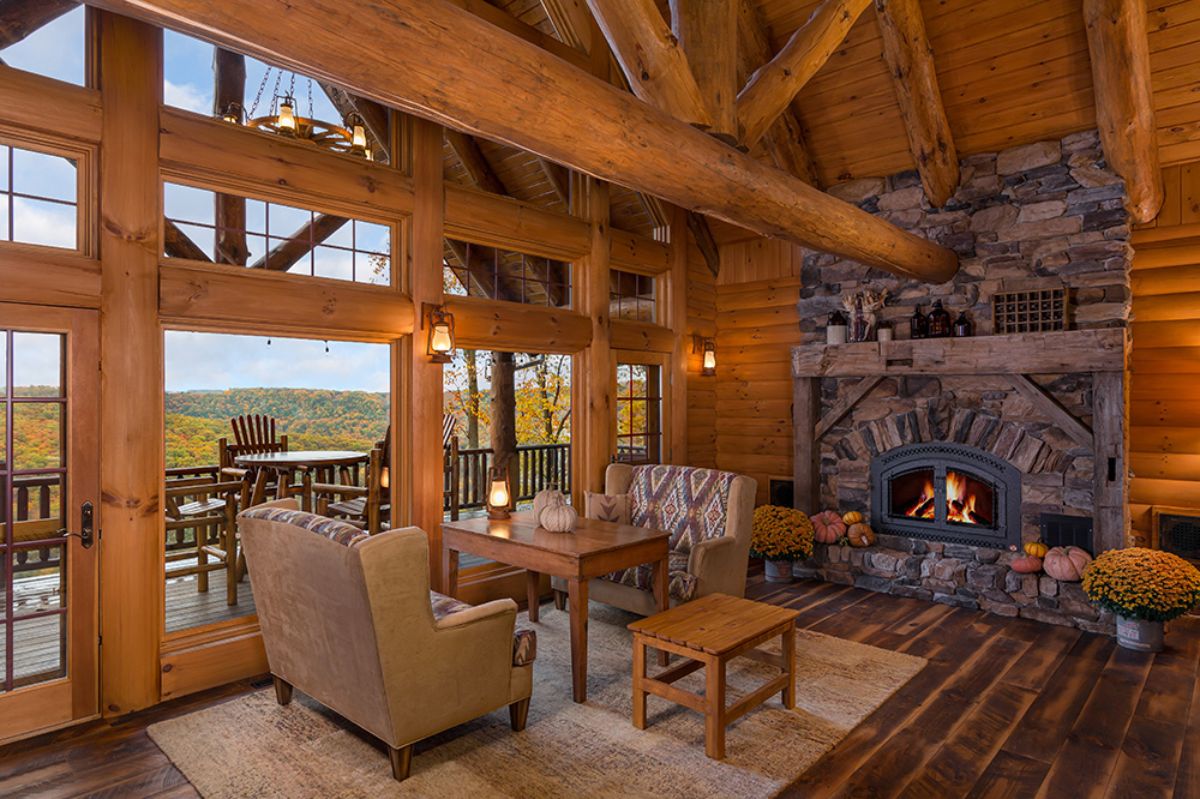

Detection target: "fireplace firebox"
[870, 442, 1022, 549]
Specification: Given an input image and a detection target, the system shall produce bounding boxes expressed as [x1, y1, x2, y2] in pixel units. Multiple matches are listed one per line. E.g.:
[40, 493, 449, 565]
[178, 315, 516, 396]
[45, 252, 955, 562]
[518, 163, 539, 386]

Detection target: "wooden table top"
[627, 593, 800, 656]
[442, 511, 670, 560]
[233, 450, 368, 468]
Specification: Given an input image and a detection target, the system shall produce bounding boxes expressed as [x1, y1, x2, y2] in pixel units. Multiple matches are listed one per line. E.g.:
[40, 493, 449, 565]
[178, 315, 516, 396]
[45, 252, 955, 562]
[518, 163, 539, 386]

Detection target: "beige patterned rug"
[149, 603, 924, 798]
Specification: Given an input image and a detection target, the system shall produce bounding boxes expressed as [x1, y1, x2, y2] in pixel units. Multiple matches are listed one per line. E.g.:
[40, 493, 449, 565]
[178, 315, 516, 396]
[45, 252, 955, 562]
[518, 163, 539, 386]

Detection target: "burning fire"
[903, 470, 989, 525]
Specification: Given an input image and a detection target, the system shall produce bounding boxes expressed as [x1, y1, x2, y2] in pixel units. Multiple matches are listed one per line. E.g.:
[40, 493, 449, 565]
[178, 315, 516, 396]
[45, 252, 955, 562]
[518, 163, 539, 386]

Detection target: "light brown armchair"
[238, 500, 535, 782]
[553, 463, 756, 616]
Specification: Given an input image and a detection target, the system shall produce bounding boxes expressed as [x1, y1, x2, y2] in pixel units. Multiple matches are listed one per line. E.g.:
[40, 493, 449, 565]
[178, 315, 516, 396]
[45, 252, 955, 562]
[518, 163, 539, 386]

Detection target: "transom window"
[610, 270, 656, 322]
[163, 182, 391, 285]
[0, 144, 78, 251]
[444, 238, 570, 308]
[615, 362, 662, 465]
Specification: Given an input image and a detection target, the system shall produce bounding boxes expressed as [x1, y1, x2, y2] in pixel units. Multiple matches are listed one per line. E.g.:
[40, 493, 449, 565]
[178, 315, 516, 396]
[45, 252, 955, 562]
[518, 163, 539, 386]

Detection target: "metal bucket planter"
[764, 559, 794, 583]
[1115, 615, 1164, 652]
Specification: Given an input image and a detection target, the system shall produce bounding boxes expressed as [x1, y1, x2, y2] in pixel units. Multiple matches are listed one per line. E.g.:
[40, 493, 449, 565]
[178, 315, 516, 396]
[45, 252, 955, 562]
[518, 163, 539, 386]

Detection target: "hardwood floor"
[1, 574, 1197, 798]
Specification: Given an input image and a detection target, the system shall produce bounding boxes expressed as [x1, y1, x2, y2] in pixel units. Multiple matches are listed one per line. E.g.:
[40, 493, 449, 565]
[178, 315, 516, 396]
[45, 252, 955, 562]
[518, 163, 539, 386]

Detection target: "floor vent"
[1153, 508, 1200, 564]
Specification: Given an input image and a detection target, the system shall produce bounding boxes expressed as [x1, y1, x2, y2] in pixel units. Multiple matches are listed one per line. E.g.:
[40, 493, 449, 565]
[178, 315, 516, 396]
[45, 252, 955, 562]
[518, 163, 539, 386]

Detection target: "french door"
[0, 303, 98, 742]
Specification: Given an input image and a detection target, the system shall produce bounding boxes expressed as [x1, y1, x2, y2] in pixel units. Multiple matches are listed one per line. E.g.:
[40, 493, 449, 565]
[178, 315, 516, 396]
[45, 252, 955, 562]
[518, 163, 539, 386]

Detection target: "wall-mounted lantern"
[423, 303, 456, 363]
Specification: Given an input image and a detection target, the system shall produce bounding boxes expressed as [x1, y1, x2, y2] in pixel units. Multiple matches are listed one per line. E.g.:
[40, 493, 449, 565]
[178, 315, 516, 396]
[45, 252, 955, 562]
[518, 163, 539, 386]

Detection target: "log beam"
[445, 129, 507, 195]
[213, 48, 249, 265]
[584, 0, 713, 129]
[319, 83, 391, 163]
[0, 0, 76, 49]
[669, 0, 738, 142]
[86, 0, 958, 282]
[874, 0, 959, 208]
[1082, 0, 1163, 224]
[736, 0, 870, 150]
[250, 213, 348, 271]
[687, 211, 720, 277]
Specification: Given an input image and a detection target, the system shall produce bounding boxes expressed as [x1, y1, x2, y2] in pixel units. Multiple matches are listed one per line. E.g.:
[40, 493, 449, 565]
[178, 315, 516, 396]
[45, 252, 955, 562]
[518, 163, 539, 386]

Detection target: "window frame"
[612, 350, 668, 466]
[443, 237, 572, 310]
[0, 127, 95, 258]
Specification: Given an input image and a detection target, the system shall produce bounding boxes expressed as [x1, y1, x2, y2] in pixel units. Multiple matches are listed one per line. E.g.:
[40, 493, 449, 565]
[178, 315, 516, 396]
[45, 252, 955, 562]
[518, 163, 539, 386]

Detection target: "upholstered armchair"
[238, 500, 535, 782]
[552, 463, 756, 617]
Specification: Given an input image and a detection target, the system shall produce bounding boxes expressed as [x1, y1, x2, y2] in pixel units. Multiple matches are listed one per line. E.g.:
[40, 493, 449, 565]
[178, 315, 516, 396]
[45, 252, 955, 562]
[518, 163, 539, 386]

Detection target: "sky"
[1, 14, 394, 393]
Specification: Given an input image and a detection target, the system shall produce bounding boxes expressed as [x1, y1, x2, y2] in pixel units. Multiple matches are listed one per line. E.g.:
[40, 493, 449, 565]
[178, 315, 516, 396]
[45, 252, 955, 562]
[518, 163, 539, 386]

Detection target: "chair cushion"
[628, 465, 736, 555]
[429, 592, 537, 667]
[240, 506, 369, 547]
[600, 551, 697, 603]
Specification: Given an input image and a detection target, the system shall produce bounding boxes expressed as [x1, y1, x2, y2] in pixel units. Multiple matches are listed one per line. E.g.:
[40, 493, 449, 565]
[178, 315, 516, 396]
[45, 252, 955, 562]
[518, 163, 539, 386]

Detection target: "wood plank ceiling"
[452, 0, 1200, 241]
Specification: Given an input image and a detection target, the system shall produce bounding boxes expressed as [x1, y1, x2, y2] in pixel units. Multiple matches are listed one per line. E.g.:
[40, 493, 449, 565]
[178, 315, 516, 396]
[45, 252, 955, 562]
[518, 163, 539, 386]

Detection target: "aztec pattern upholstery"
[241, 505, 369, 547]
[430, 592, 537, 667]
[602, 465, 736, 599]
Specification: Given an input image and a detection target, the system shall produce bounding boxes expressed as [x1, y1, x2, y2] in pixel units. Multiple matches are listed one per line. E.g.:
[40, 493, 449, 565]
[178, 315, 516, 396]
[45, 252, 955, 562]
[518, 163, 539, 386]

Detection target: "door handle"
[58, 500, 95, 548]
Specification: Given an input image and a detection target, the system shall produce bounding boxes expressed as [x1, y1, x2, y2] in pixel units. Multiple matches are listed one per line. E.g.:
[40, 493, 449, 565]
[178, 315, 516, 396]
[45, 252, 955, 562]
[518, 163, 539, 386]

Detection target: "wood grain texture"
[670, 0, 739, 141]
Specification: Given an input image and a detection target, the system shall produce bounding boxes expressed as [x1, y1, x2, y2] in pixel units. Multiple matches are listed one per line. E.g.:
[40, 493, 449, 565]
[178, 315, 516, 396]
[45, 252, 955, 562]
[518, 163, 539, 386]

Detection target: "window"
[163, 182, 391, 285]
[610, 269, 656, 322]
[0, 5, 86, 86]
[444, 239, 570, 308]
[0, 143, 78, 251]
[616, 362, 662, 464]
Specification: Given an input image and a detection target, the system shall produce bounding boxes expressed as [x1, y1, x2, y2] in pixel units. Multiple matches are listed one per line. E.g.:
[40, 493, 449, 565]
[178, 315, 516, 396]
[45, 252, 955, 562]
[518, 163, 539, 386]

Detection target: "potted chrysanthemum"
[1082, 547, 1200, 652]
[751, 505, 814, 583]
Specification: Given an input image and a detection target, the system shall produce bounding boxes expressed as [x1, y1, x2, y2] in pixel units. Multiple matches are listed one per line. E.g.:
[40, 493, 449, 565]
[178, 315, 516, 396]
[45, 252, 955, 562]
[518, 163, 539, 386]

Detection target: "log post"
[490, 351, 518, 493]
[669, 0, 738, 143]
[874, 0, 959, 208]
[573, 173, 613, 495]
[213, 48, 248, 265]
[1082, 0, 1164, 224]
[792, 377, 820, 515]
[667, 205, 689, 463]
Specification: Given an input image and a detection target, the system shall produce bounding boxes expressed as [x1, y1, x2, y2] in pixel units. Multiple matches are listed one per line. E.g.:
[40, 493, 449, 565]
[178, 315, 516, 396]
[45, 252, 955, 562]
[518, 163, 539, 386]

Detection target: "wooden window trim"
[0, 126, 96, 258]
[613, 349, 670, 466]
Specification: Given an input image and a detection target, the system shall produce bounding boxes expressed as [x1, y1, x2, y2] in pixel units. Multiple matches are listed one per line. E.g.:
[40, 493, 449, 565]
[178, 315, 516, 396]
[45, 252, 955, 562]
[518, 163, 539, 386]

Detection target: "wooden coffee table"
[627, 593, 800, 760]
[442, 511, 671, 703]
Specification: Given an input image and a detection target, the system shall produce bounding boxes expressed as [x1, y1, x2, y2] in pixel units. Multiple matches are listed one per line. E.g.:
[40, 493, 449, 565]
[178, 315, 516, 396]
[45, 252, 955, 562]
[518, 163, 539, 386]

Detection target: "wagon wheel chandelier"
[218, 68, 373, 161]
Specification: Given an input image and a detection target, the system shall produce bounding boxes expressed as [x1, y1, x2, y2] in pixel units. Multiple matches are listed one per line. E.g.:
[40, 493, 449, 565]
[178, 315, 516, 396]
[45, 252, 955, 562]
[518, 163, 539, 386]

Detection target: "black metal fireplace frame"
[870, 442, 1022, 549]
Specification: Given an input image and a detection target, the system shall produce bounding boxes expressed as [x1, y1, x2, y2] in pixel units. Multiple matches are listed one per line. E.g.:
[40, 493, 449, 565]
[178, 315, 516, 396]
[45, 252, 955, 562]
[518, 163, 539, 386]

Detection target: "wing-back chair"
[553, 463, 756, 616]
[238, 500, 535, 781]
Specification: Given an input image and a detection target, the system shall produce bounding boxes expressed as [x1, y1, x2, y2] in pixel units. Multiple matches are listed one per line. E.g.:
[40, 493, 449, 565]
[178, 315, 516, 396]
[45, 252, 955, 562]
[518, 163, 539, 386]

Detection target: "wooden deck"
[0, 571, 1197, 797]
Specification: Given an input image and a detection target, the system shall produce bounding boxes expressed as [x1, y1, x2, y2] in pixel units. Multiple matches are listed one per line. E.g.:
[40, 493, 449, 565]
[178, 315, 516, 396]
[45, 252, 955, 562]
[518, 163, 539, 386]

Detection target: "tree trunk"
[490, 351, 517, 492]
[213, 48, 249, 264]
[465, 349, 480, 448]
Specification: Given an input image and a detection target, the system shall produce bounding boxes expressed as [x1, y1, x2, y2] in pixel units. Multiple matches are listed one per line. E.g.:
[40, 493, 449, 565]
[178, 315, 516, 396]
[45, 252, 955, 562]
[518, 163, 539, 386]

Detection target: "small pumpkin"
[811, 510, 847, 544]
[1043, 546, 1092, 582]
[1024, 540, 1049, 559]
[1010, 555, 1043, 574]
[842, 510, 864, 525]
[845, 522, 875, 547]
[539, 494, 579, 532]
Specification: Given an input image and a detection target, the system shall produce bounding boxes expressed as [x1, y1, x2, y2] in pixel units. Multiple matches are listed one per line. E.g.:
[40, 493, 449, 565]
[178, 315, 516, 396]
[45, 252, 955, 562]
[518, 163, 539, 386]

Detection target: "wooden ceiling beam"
[540, 0, 593, 54]
[737, 0, 820, 187]
[687, 211, 720, 277]
[875, 0, 959, 207]
[1082, 0, 1163, 224]
[445, 129, 507, 195]
[250, 213, 348, 271]
[584, 0, 714, 128]
[669, 0, 738, 142]
[0, 0, 76, 49]
[736, 0, 871, 150]
[87, 0, 958, 282]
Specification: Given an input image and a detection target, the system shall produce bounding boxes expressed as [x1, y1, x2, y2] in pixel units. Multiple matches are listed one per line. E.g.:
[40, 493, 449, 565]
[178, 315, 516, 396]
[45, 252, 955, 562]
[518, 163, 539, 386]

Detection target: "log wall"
[1129, 161, 1200, 541]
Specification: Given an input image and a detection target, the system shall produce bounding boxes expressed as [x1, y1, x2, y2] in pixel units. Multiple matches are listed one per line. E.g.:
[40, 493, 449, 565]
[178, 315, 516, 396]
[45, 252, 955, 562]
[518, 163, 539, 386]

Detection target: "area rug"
[149, 603, 924, 798]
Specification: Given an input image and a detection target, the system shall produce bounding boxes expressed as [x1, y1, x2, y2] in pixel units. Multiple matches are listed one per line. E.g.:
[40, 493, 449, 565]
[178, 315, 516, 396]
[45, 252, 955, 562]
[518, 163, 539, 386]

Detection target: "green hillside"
[165, 387, 390, 468]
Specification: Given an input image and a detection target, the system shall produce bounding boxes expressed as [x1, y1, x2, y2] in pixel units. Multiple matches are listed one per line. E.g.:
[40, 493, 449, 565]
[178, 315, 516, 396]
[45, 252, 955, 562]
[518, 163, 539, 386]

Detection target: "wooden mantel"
[791, 329, 1130, 552]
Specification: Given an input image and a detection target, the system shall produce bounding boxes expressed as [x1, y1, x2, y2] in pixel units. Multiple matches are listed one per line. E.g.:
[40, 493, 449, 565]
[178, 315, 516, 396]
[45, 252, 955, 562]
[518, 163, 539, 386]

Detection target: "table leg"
[781, 623, 796, 709]
[705, 656, 726, 760]
[443, 548, 459, 597]
[567, 576, 589, 703]
[526, 570, 541, 623]
[632, 633, 647, 729]
[300, 470, 312, 512]
[653, 555, 670, 667]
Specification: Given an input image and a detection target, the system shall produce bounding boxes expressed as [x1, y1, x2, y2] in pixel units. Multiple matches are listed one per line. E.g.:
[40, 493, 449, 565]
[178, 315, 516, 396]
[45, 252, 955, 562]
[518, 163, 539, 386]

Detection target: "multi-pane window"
[616, 362, 662, 465]
[610, 270, 656, 322]
[163, 182, 391, 285]
[0, 5, 86, 86]
[0, 144, 78, 251]
[444, 238, 570, 308]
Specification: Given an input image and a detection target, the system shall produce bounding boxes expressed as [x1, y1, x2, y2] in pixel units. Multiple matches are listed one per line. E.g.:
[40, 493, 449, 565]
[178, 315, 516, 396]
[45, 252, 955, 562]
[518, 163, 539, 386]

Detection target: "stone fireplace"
[787, 131, 1132, 633]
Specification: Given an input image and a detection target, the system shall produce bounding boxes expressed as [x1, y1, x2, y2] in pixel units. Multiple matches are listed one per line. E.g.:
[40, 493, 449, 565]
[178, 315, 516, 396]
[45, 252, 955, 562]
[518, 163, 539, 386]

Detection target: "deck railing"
[445, 442, 571, 518]
[12, 474, 63, 577]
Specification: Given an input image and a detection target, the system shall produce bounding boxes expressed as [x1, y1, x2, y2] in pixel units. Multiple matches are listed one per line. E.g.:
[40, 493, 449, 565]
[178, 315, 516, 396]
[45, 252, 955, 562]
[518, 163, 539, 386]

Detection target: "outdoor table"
[234, 450, 368, 509]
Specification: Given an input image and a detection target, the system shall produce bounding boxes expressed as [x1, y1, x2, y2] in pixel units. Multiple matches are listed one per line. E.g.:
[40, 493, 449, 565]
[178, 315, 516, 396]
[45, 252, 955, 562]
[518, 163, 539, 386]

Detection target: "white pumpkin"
[531, 485, 561, 526]
[540, 498, 578, 532]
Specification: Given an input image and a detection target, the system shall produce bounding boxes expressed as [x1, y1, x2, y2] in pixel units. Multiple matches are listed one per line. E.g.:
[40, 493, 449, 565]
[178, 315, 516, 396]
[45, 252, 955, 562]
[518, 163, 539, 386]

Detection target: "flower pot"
[1115, 615, 1164, 653]
[764, 559, 794, 583]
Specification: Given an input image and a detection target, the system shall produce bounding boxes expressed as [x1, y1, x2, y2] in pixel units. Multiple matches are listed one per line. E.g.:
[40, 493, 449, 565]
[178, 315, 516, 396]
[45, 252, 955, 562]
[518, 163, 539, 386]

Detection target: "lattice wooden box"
[992, 288, 1067, 334]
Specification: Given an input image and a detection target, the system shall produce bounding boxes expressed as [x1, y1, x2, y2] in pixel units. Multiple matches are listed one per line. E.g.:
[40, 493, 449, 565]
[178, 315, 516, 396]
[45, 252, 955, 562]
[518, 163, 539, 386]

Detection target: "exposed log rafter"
[874, 0, 959, 207]
[250, 213, 349, 272]
[736, 0, 870, 151]
[163, 219, 211, 262]
[1082, 0, 1163, 224]
[687, 211, 720, 277]
[86, 0, 959, 282]
[318, 82, 392, 164]
[0, 0, 76, 49]
[669, 0, 738, 143]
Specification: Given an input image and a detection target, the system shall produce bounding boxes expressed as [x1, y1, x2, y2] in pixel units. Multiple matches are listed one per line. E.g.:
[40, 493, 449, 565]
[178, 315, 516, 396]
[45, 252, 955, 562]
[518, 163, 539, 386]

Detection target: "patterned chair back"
[627, 465, 736, 555]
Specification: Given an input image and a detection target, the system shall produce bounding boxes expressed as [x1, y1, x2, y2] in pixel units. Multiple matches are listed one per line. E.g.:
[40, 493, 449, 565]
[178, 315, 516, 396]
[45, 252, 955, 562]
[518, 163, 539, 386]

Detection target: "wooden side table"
[627, 593, 800, 760]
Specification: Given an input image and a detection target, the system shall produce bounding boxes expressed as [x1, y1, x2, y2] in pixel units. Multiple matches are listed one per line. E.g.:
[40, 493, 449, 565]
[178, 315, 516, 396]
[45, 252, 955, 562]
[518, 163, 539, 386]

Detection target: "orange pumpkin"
[1043, 546, 1092, 582]
[842, 510, 864, 525]
[1024, 540, 1049, 559]
[811, 510, 846, 544]
[1010, 555, 1043, 574]
[846, 522, 875, 547]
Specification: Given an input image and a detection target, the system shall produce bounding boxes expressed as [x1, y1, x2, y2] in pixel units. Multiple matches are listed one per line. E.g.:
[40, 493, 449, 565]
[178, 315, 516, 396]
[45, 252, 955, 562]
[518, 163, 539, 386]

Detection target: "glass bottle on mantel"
[928, 300, 952, 338]
[910, 305, 929, 339]
[953, 311, 974, 337]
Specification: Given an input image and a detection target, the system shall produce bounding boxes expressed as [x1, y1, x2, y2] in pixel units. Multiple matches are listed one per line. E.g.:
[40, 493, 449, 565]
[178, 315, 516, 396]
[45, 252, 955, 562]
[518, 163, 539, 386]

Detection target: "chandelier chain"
[248, 65, 272, 118]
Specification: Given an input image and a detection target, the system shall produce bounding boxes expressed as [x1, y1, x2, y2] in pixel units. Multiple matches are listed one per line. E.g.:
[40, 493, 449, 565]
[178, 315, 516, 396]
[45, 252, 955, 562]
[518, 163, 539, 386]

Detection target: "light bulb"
[430, 322, 453, 354]
[352, 123, 367, 150]
[277, 100, 297, 134]
[488, 479, 509, 508]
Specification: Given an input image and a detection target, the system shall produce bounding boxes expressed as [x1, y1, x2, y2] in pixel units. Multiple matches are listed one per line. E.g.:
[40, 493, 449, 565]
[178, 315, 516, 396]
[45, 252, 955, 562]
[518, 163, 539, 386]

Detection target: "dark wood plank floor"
[1, 574, 1197, 798]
